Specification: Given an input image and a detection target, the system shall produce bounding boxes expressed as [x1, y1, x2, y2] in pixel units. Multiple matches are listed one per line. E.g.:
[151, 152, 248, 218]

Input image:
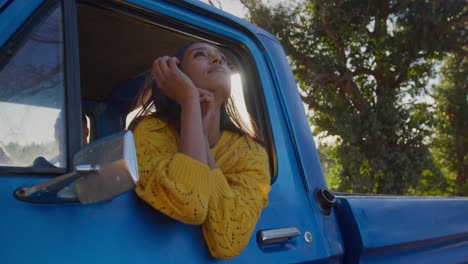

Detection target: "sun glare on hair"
[230, 73, 253, 131]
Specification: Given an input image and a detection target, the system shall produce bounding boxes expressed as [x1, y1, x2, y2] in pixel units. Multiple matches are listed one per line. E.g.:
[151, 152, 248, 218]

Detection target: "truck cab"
[0, 1, 467, 263]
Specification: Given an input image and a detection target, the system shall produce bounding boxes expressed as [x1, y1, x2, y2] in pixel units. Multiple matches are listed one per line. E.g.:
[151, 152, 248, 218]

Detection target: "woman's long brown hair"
[129, 42, 264, 147]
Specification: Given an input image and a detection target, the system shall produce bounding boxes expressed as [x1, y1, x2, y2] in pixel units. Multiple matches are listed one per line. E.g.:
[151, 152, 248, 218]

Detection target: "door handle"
[257, 227, 300, 246]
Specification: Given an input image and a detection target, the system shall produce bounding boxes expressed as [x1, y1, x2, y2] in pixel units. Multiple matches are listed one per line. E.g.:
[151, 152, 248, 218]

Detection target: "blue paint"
[0, 163, 330, 263]
[0, 0, 11, 12]
[0, 0, 43, 48]
[336, 197, 468, 263]
[257, 35, 327, 192]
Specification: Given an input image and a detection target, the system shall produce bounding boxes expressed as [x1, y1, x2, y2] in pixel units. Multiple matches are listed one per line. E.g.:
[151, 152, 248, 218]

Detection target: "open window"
[76, 1, 277, 181]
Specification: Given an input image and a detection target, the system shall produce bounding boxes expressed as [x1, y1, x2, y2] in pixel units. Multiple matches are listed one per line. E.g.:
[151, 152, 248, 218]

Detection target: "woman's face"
[179, 43, 232, 104]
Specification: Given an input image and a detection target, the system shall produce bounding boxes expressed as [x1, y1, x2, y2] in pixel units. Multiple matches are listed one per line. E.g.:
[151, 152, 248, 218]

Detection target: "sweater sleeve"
[133, 117, 271, 259]
[202, 138, 271, 259]
[133, 117, 215, 225]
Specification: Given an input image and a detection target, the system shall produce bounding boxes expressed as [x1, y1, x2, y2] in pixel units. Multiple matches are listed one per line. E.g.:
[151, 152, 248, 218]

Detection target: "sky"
[198, 0, 248, 18]
[209, 1, 248, 18]
[198, 0, 287, 19]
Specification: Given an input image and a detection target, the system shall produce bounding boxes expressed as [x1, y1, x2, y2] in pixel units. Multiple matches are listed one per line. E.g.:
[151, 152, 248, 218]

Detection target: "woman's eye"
[219, 54, 230, 65]
[194, 51, 206, 57]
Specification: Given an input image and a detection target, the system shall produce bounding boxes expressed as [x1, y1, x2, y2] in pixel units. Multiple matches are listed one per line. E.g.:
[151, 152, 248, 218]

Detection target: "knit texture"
[133, 116, 271, 259]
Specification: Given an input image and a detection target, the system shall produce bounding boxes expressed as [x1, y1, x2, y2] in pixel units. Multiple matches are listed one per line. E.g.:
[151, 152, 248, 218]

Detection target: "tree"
[241, 0, 467, 194]
[433, 56, 468, 196]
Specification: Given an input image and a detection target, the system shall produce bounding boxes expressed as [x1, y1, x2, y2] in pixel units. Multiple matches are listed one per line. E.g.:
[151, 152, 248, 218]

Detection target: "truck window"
[77, 2, 276, 180]
[0, 3, 66, 168]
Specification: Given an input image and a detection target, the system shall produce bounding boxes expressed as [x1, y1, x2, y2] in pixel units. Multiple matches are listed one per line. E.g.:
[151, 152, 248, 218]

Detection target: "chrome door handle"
[257, 227, 300, 245]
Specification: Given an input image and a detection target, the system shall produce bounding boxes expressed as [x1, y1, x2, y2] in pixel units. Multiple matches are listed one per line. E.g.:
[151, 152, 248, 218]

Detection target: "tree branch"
[352, 67, 377, 77]
[312, 72, 335, 86]
[336, 72, 370, 112]
[302, 71, 357, 112]
[316, 0, 346, 67]
[442, 45, 468, 57]
[208, 0, 222, 9]
[301, 94, 321, 110]
[314, 1, 370, 112]
[374, 0, 390, 37]
[430, 12, 468, 35]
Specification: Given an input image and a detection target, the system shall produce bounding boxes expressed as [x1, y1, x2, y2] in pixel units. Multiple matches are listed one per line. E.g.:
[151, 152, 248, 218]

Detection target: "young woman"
[131, 42, 270, 259]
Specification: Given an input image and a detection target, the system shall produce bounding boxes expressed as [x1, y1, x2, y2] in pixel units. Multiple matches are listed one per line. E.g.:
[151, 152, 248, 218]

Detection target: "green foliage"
[432, 56, 468, 196]
[2, 141, 58, 166]
[242, 0, 467, 195]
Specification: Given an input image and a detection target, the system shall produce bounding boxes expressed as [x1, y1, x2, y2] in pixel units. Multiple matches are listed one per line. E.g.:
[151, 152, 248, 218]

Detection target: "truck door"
[0, 0, 344, 263]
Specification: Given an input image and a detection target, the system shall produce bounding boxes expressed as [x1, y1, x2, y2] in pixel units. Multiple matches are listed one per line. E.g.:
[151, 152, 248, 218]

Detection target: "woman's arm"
[133, 117, 214, 225]
[152, 56, 207, 165]
[202, 139, 271, 259]
[178, 97, 207, 164]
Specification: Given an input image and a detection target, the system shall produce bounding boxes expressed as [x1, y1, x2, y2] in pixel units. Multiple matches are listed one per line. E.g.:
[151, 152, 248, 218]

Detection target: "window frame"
[62, 0, 82, 172]
[0, 0, 82, 175]
[77, 0, 278, 181]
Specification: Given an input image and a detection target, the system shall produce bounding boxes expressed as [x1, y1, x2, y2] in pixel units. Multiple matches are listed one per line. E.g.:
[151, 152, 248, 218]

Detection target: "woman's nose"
[210, 53, 224, 65]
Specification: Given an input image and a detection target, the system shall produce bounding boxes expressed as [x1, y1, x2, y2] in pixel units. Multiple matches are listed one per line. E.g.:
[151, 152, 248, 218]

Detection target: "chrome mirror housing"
[15, 131, 139, 204]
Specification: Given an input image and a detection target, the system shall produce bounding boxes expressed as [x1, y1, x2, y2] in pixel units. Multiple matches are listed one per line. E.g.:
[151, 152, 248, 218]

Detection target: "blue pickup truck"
[0, 0, 467, 263]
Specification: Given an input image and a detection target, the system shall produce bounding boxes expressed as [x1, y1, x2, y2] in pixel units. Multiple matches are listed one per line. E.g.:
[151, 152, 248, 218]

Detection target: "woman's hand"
[152, 56, 198, 106]
[198, 88, 217, 132]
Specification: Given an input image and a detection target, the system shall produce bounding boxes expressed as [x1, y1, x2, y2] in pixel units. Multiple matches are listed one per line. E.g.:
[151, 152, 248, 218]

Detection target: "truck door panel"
[0, 0, 342, 263]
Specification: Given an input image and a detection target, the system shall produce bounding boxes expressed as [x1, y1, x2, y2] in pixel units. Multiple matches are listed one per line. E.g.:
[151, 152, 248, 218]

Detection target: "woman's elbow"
[204, 230, 250, 259]
[177, 205, 209, 225]
[207, 242, 245, 260]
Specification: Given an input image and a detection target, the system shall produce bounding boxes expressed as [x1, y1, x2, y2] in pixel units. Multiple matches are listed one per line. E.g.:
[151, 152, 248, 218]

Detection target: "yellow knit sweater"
[133, 116, 271, 259]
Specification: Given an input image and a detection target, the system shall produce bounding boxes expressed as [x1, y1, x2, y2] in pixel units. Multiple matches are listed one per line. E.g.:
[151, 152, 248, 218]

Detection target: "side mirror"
[14, 131, 139, 204]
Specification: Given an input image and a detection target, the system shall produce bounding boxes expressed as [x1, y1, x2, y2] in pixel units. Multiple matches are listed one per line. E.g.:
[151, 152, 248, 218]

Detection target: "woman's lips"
[208, 66, 226, 73]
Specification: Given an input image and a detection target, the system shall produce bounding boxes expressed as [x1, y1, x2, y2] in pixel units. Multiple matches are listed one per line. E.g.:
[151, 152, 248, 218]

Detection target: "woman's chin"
[204, 80, 231, 92]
